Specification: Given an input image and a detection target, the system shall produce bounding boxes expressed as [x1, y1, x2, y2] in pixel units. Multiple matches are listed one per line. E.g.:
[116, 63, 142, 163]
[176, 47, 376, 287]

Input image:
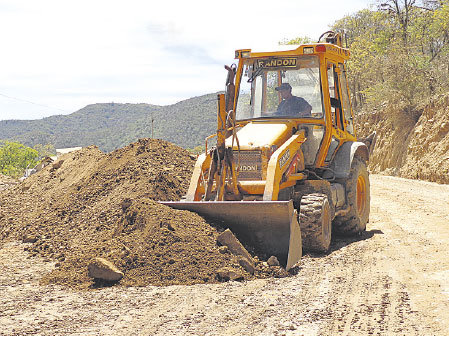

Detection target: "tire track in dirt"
[364, 176, 449, 334]
[299, 232, 422, 336]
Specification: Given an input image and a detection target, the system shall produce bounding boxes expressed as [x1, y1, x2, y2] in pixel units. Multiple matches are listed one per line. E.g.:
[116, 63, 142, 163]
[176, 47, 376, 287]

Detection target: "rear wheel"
[299, 193, 332, 252]
[334, 157, 370, 234]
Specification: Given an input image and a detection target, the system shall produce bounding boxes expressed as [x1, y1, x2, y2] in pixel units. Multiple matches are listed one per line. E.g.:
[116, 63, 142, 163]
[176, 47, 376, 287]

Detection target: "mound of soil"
[0, 139, 288, 289]
[0, 174, 17, 191]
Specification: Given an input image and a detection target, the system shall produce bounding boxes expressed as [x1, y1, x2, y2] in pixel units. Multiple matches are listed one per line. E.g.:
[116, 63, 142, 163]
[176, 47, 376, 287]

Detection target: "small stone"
[22, 235, 38, 243]
[439, 122, 449, 134]
[238, 257, 255, 274]
[218, 246, 228, 254]
[122, 245, 131, 255]
[216, 267, 244, 281]
[52, 160, 64, 170]
[121, 199, 132, 212]
[267, 256, 280, 266]
[88, 257, 124, 281]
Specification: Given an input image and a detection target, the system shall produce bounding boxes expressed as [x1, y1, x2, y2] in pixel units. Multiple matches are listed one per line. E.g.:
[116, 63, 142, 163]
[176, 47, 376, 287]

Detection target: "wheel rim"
[356, 175, 367, 215]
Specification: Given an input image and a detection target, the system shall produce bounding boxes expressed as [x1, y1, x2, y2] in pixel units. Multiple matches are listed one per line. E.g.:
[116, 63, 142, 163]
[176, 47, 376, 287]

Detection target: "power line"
[0, 92, 70, 113]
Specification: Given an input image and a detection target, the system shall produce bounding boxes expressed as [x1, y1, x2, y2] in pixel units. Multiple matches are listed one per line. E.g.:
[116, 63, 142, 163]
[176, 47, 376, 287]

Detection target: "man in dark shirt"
[275, 83, 312, 117]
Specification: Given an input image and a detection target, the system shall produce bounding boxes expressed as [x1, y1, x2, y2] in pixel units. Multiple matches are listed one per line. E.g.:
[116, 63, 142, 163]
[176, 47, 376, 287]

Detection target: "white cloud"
[0, 0, 373, 120]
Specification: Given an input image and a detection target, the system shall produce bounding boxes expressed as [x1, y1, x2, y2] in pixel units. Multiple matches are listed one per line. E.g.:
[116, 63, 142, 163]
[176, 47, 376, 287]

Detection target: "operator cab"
[235, 54, 325, 167]
[236, 55, 324, 121]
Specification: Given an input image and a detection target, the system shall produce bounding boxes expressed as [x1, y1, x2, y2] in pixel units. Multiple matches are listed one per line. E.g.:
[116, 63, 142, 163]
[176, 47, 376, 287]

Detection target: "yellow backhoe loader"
[161, 31, 372, 270]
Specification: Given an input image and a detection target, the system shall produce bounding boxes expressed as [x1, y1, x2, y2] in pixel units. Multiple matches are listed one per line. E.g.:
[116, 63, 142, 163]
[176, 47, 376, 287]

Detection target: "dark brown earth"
[0, 139, 288, 290]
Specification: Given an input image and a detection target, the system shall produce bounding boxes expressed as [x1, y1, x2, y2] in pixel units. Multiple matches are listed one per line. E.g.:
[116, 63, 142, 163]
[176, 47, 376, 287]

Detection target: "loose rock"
[52, 160, 64, 170]
[267, 256, 280, 266]
[22, 235, 38, 243]
[238, 257, 255, 274]
[88, 257, 124, 281]
[216, 267, 244, 281]
[217, 229, 254, 263]
[218, 246, 228, 254]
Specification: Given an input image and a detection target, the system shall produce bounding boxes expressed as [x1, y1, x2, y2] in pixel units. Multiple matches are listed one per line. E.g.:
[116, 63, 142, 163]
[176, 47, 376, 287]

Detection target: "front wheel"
[334, 157, 370, 235]
[299, 193, 332, 252]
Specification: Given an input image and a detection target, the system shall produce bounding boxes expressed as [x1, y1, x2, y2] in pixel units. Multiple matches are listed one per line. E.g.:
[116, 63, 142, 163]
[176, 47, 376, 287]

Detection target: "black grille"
[234, 150, 263, 181]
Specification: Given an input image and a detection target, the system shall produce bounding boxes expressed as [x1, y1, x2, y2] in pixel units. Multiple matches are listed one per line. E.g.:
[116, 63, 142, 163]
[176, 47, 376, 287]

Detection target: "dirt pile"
[356, 94, 449, 184]
[0, 174, 17, 191]
[0, 138, 289, 289]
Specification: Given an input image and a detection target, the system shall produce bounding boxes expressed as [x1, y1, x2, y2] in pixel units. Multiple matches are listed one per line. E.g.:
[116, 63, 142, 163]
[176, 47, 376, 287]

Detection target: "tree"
[187, 145, 205, 155]
[0, 141, 39, 178]
[279, 36, 313, 45]
[379, 0, 418, 45]
[331, 1, 449, 117]
[33, 143, 56, 159]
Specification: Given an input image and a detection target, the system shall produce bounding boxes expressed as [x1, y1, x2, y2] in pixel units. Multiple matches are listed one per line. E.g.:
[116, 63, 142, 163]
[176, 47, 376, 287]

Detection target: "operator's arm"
[276, 100, 286, 115]
[298, 97, 312, 117]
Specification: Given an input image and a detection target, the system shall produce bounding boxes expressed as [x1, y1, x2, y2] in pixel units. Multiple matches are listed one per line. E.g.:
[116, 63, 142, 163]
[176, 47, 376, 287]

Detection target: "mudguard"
[326, 141, 369, 179]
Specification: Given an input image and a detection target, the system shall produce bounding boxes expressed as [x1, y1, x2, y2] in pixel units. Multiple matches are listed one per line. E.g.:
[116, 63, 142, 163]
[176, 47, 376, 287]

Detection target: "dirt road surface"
[1, 174, 448, 336]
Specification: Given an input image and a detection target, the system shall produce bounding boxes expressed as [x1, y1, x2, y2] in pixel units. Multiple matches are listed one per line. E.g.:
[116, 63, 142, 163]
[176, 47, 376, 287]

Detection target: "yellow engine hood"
[226, 122, 292, 150]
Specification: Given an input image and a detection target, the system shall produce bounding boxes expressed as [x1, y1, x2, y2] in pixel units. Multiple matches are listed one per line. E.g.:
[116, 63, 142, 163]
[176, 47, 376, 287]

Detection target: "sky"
[0, 0, 373, 121]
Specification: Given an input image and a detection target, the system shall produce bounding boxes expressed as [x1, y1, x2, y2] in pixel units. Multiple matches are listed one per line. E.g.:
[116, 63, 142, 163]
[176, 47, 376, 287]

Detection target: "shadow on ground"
[331, 228, 383, 251]
[305, 228, 384, 258]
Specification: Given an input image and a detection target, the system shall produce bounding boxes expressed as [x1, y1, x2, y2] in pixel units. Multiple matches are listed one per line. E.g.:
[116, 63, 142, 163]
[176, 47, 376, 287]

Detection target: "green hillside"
[0, 93, 220, 152]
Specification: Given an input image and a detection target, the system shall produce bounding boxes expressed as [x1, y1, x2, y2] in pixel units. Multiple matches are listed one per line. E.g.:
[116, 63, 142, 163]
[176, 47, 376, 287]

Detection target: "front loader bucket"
[160, 200, 302, 270]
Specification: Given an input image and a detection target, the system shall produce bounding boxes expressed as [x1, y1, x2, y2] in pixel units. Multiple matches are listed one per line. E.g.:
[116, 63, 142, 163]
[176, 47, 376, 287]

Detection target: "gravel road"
[1, 174, 448, 335]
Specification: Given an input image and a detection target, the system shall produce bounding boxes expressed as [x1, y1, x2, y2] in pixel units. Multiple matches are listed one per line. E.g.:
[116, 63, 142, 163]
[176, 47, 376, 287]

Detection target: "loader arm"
[184, 153, 210, 201]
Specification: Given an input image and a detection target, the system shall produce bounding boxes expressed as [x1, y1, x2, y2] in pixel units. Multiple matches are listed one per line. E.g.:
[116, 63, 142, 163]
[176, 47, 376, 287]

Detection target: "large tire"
[299, 193, 332, 253]
[334, 157, 370, 235]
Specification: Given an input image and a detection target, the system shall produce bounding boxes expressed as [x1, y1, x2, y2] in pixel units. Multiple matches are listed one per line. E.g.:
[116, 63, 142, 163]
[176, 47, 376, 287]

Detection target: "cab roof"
[235, 43, 350, 61]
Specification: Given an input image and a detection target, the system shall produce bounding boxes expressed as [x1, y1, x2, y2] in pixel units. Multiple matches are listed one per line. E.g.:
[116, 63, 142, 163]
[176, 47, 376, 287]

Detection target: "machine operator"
[275, 83, 312, 117]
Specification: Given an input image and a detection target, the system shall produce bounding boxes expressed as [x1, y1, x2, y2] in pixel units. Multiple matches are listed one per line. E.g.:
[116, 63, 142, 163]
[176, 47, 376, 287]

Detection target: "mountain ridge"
[0, 93, 221, 152]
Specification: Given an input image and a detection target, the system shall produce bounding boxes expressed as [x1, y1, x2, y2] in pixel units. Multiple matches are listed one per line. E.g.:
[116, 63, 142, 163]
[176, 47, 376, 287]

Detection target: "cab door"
[337, 63, 355, 136]
[325, 62, 344, 162]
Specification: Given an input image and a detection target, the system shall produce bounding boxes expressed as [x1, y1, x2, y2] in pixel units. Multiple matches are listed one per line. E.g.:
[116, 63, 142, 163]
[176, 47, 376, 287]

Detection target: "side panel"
[263, 131, 306, 201]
